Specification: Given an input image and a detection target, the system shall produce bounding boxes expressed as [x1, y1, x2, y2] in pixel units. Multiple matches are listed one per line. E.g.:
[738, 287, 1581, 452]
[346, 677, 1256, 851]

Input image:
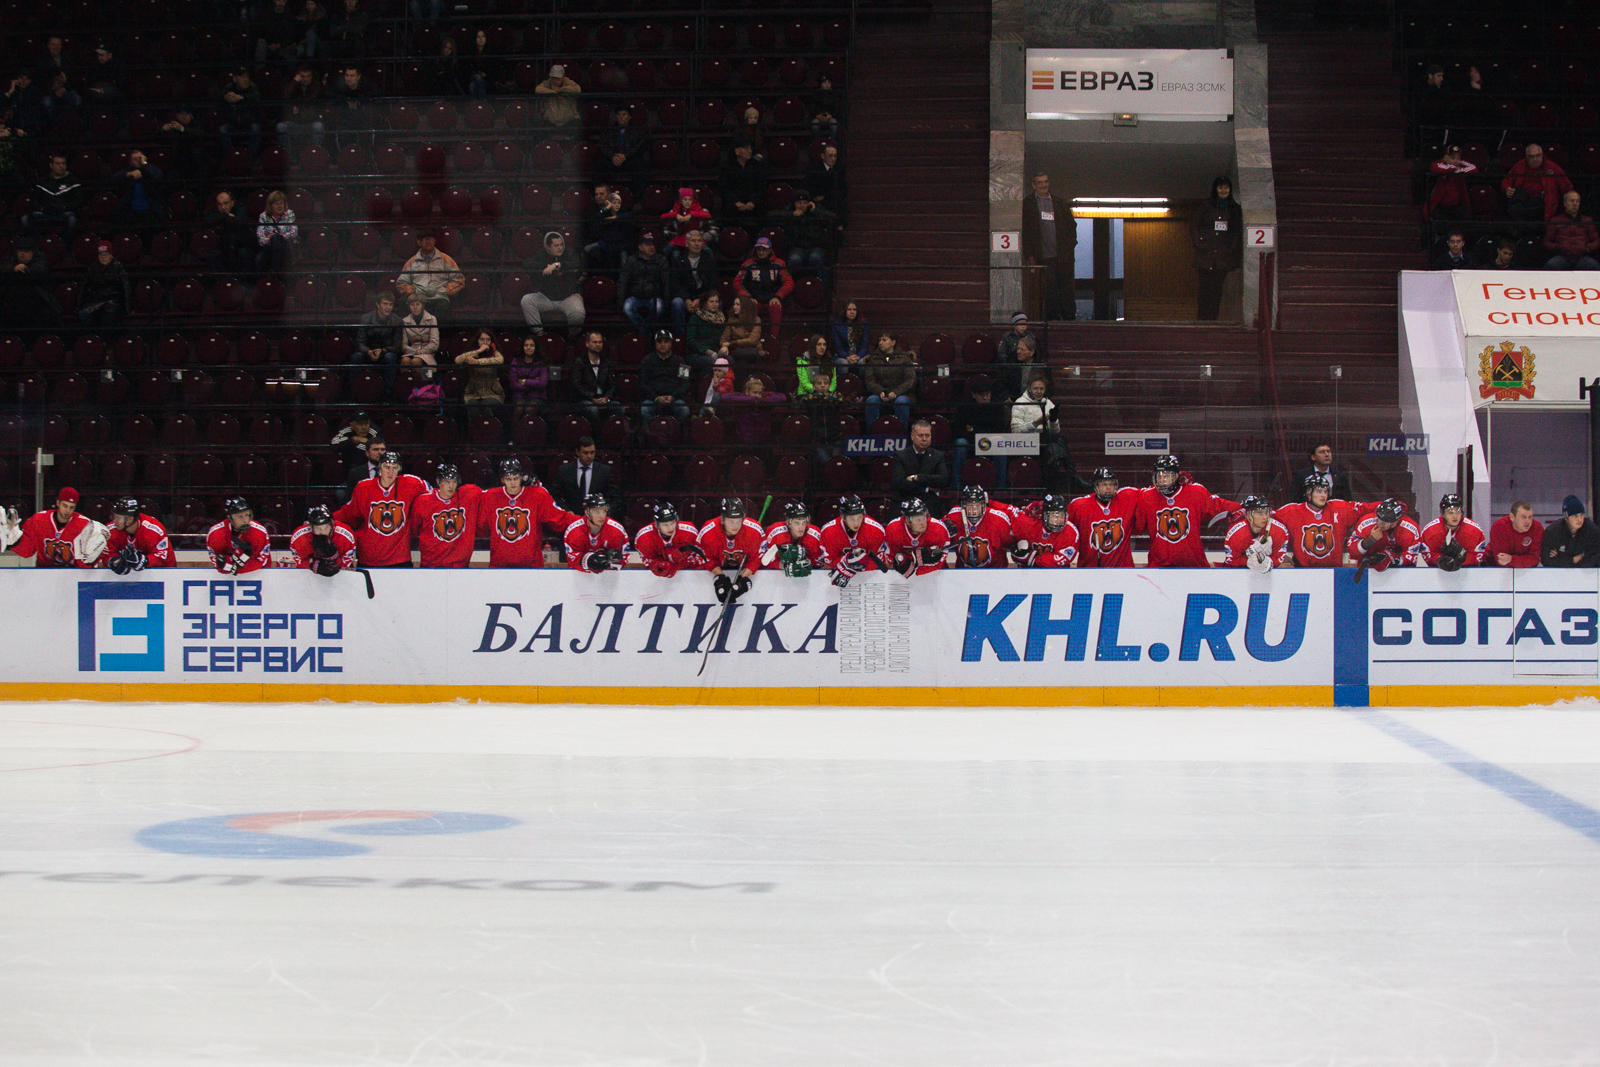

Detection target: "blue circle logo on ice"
[135, 809, 520, 859]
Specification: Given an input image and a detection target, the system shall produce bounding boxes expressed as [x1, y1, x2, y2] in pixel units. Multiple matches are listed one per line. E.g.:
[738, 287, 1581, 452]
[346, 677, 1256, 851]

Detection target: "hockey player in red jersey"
[0, 487, 97, 567]
[698, 496, 764, 602]
[334, 450, 428, 567]
[635, 502, 711, 577]
[1222, 495, 1289, 571]
[1134, 455, 1240, 567]
[290, 504, 358, 575]
[819, 495, 889, 587]
[1069, 468, 1141, 568]
[99, 497, 175, 572]
[565, 493, 631, 572]
[477, 458, 578, 568]
[1413, 493, 1487, 569]
[206, 498, 273, 573]
[1276, 473, 1379, 568]
[1348, 498, 1422, 573]
[884, 497, 951, 576]
[761, 501, 826, 574]
[411, 464, 481, 568]
[943, 486, 1014, 568]
[1010, 493, 1079, 567]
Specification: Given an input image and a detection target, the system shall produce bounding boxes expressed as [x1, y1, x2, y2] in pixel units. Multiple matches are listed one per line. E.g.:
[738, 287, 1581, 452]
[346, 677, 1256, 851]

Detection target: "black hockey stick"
[353, 566, 375, 599]
[697, 594, 733, 677]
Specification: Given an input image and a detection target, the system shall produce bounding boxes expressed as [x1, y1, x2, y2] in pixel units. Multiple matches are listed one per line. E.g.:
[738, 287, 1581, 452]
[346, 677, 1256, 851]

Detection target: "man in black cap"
[619, 231, 669, 335]
[1542, 495, 1600, 567]
[771, 189, 836, 285]
[638, 329, 690, 422]
[0, 233, 59, 328]
[950, 376, 1010, 487]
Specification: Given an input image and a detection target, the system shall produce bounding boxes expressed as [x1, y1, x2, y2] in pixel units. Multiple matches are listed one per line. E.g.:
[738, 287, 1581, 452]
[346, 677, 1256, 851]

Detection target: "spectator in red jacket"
[1424, 144, 1475, 225]
[733, 237, 794, 346]
[1501, 143, 1572, 222]
[1543, 190, 1600, 270]
[659, 187, 712, 248]
[1488, 500, 1543, 567]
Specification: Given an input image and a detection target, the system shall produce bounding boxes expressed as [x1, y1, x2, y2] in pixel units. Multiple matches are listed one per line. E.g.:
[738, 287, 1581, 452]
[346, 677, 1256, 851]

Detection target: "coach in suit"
[342, 436, 386, 503]
[1290, 442, 1353, 503]
[553, 437, 622, 514]
[1020, 170, 1076, 321]
[891, 419, 951, 511]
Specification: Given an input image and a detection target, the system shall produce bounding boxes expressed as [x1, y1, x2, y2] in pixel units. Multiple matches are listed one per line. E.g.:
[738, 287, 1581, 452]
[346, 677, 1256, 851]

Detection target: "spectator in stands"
[294, 0, 327, 60]
[1424, 144, 1474, 229]
[160, 105, 211, 190]
[998, 328, 1045, 401]
[810, 75, 841, 143]
[76, 242, 128, 329]
[1477, 238, 1518, 271]
[1021, 170, 1076, 321]
[343, 435, 386, 500]
[668, 229, 718, 327]
[997, 311, 1042, 364]
[892, 419, 950, 507]
[456, 328, 506, 412]
[111, 150, 165, 230]
[572, 330, 617, 426]
[464, 29, 507, 98]
[1542, 496, 1600, 567]
[639, 329, 691, 422]
[700, 356, 734, 413]
[1489, 500, 1543, 567]
[34, 37, 71, 88]
[202, 190, 255, 274]
[255, 0, 302, 65]
[1411, 64, 1450, 155]
[1191, 175, 1243, 320]
[329, 66, 371, 149]
[796, 334, 837, 399]
[255, 189, 297, 276]
[721, 375, 788, 447]
[325, 0, 369, 62]
[774, 190, 836, 285]
[831, 299, 870, 375]
[602, 105, 649, 187]
[619, 231, 669, 334]
[661, 188, 713, 249]
[534, 64, 581, 135]
[719, 294, 763, 361]
[218, 68, 264, 158]
[350, 291, 401, 388]
[582, 184, 632, 274]
[687, 289, 726, 365]
[554, 437, 620, 514]
[4, 71, 46, 135]
[719, 144, 767, 225]
[519, 231, 585, 335]
[508, 336, 548, 428]
[1429, 229, 1476, 271]
[83, 42, 125, 105]
[805, 144, 846, 222]
[42, 71, 81, 127]
[395, 230, 464, 318]
[1543, 191, 1600, 271]
[0, 110, 25, 199]
[734, 237, 794, 346]
[863, 330, 916, 430]
[0, 234, 60, 330]
[1290, 443, 1351, 503]
[399, 293, 439, 368]
[950, 376, 1008, 487]
[1502, 144, 1572, 223]
[22, 153, 80, 233]
[330, 411, 379, 469]
[278, 62, 325, 159]
[1011, 376, 1057, 436]
[732, 106, 766, 162]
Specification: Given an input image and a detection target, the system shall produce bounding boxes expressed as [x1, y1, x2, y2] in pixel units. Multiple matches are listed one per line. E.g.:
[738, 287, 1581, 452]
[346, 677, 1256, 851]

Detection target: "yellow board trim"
[1369, 685, 1600, 706]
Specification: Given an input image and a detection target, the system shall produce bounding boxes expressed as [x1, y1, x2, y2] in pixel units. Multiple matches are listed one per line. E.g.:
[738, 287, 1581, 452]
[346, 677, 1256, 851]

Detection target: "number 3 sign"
[991, 231, 1021, 252]
[1247, 225, 1275, 248]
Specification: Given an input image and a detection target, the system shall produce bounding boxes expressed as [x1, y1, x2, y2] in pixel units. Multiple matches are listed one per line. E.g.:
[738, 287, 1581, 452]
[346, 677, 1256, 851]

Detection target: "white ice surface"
[2, 701, 1599, 1066]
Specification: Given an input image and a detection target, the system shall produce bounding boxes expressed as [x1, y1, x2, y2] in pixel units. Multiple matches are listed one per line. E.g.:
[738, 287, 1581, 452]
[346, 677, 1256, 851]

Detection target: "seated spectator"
[1543, 191, 1600, 271]
[863, 331, 916, 430]
[33, 37, 71, 89]
[456, 327, 506, 410]
[732, 106, 766, 162]
[1502, 143, 1572, 224]
[294, 0, 327, 60]
[687, 289, 726, 366]
[601, 105, 648, 187]
[4, 71, 46, 135]
[76, 242, 128, 329]
[202, 190, 256, 274]
[349, 291, 401, 388]
[805, 143, 846, 220]
[41, 71, 81, 127]
[721, 375, 788, 447]
[324, 0, 369, 62]
[582, 184, 632, 274]
[669, 229, 718, 330]
[571, 329, 618, 426]
[1542, 496, 1600, 567]
[399, 294, 439, 367]
[519, 231, 585, 334]
[660, 187, 713, 248]
[733, 237, 794, 346]
[619, 231, 669, 334]
[22, 152, 81, 233]
[951, 376, 1008, 487]
[330, 411, 380, 469]
[553, 437, 620, 514]
[277, 62, 325, 159]
[1477, 238, 1518, 271]
[719, 294, 763, 361]
[328, 65, 371, 148]
[534, 64, 581, 134]
[160, 105, 212, 190]
[508, 336, 548, 426]
[464, 29, 509, 97]
[810, 75, 842, 143]
[394, 230, 464, 317]
[254, 0, 302, 65]
[795, 334, 836, 398]
[0, 234, 60, 329]
[638, 329, 691, 422]
[427, 37, 464, 96]
[1010, 376, 1057, 436]
[719, 144, 767, 224]
[770, 189, 836, 284]
[831, 299, 870, 374]
[1424, 144, 1474, 226]
[1430, 229, 1476, 271]
[218, 67, 264, 157]
[255, 189, 297, 275]
[112, 150, 165, 229]
[891, 419, 949, 508]
[998, 312, 1043, 366]
[83, 42, 125, 105]
[700, 355, 734, 413]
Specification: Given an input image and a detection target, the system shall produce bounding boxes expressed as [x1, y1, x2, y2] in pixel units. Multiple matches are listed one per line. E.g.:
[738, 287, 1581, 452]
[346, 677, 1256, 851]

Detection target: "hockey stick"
[353, 566, 375, 599]
[698, 495, 773, 677]
[1351, 552, 1375, 584]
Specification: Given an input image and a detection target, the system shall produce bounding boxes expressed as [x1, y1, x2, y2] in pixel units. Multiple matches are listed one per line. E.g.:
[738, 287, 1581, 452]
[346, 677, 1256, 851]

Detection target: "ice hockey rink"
[3, 699, 1599, 1066]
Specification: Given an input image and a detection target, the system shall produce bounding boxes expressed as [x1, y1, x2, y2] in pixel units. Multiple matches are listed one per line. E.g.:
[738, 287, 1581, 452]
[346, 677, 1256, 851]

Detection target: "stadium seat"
[821, 456, 857, 492]
[727, 454, 766, 490]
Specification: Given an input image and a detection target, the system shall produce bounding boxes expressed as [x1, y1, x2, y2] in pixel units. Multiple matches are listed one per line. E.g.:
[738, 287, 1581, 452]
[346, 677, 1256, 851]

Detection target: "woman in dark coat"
[1190, 175, 1243, 321]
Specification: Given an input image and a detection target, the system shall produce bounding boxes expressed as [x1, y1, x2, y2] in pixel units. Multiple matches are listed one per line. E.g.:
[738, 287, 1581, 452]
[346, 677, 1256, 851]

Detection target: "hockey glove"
[312, 556, 342, 577]
[311, 533, 335, 558]
[1008, 539, 1037, 568]
[649, 557, 678, 578]
[109, 545, 147, 575]
[713, 573, 734, 604]
[919, 545, 944, 566]
[1437, 538, 1466, 572]
[1245, 535, 1273, 574]
[73, 520, 109, 565]
[891, 549, 918, 577]
[681, 542, 707, 563]
[731, 575, 751, 601]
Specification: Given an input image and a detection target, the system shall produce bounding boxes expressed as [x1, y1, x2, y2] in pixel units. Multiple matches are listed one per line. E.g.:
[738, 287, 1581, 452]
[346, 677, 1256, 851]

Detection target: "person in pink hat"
[77, 242, 128, 328]
[659, 187, 712, 248]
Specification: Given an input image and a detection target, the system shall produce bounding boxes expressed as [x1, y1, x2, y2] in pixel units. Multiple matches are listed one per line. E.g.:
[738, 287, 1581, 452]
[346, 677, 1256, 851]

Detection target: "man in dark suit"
[1290, 442, 1352, 503]
[892, 419, 951, 511]
[601, 105, 649, 190]
[553, 437, 622, 514]
[1020, 170, 1076, 321]
[342, 436, 385, 503]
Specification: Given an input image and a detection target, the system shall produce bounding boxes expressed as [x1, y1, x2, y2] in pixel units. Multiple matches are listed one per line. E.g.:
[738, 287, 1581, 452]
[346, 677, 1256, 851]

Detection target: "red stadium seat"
[727, 454, 766, 490]
[821, 456, 857, 491]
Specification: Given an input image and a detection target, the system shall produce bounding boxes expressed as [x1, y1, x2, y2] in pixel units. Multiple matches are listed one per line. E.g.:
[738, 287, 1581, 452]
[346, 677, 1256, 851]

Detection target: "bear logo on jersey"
[1301, 523, 1333, 557]
[495, 507, 531, 543]
[368, 500, 405, 535]
[42, 538, 74, 565]
[721, 549, 747, 570]
[1088, 518, 1125, 554]
[1153, 507, 1190, 544]
[431, 507, 465, 541]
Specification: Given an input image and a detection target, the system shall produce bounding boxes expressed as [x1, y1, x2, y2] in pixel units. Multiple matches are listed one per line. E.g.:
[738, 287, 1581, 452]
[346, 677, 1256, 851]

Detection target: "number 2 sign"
[1247, 225, 1276, 248]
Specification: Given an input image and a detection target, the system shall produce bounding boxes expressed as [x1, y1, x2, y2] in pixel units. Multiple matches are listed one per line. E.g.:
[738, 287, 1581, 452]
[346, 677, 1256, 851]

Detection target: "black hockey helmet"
[379, 450, 401, 467]
[499, 457, 524, 478]
[652, 501, 679, 524]
[1092, 467, 1118, 501]
[1302, 472, 1333, 499]
[224, 497, 251, 516]
[582, 492, 609, 511]
[1439, 493, 1463, 512]
[1376, 498, 1405, 523]
[110, 497, 140, 518]
[1153, 454, 1181, 484]
[720, 496, 745, 518]
[1242, 495, 1270, 514]
[960, 485, 988, 507]
[838, 494, 865, 516]
[783, 500, 810, 520]
[1041, 493, 1068, 531]
[901, 497, 929, 518]
[306, 504, 332, 526]
[434, 463, 460, 483]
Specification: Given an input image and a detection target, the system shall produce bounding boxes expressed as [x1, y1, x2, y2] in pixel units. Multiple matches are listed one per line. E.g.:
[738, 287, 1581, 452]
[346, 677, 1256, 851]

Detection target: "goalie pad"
[73, 520, 109, 566]
[1245, 535, 1273, 574]
[0, 507, 20, 550]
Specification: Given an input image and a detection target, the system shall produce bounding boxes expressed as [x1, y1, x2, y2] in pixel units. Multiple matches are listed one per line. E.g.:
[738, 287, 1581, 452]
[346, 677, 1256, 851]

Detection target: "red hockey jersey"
[942, 506, 1015, 568]
[289, 521, 358, 570]
[206, 520, 273, 573]
[564, 517, 630, 571]
[12, 509, 92, 567]
[335, 473, 428, 567]
[1487, 514, 1544, 568]
[477, 484, 577, 568]
[1347, 514, 1423, 570]
[1412, 517, 1488, 567]
[884, 516, 951, 576]
[1010, 512, 1079, 567]
[697, 517, 765, 574]
[1276, 499, 1376, 568]
[98, 514, 175, 568]
[1068, 488, 1140, 568]
[1135, 483, 1240, 568]
[635, 523, 711, 578]
[1222, 518, 1289, 568]
[760, 521, 827, 569]
[817, 515, 889, 570]
[411, 484, 482, 569]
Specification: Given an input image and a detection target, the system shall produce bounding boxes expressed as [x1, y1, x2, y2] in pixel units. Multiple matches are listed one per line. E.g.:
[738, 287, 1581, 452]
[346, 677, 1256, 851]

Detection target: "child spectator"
[700, 356, 735, 414]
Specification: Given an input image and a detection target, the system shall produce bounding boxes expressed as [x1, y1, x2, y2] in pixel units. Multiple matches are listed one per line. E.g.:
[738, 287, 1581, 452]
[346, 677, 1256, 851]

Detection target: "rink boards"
[1, 567, 1596, 707]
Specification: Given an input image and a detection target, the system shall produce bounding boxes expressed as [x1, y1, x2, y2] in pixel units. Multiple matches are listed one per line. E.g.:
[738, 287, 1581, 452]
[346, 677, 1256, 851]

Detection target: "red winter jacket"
[1501, 160, 1573, 220]
[1543, 212, 1600, 259]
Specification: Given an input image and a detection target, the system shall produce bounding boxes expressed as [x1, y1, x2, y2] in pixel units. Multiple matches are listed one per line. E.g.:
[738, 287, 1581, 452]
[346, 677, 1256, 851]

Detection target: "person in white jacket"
[1010, 377, 1057, 435]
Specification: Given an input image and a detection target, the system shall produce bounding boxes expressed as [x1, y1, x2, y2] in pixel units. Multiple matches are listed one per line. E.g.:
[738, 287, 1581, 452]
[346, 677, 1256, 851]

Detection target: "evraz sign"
[1025, 49, 1234, 121]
